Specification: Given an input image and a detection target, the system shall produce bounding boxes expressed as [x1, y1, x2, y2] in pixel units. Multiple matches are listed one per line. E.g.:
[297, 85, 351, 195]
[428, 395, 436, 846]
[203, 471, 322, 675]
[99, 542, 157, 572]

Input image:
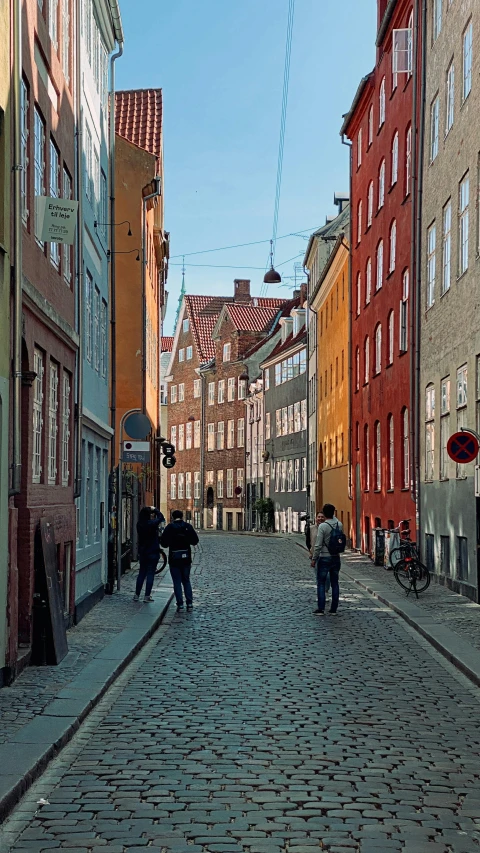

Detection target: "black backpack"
[326, 521, 347, 556]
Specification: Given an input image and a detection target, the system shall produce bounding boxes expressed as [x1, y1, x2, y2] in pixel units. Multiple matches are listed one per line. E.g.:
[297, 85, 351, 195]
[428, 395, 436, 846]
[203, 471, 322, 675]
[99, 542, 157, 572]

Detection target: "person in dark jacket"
[133, 506, 165, 602]
[160, 510, 199, 612]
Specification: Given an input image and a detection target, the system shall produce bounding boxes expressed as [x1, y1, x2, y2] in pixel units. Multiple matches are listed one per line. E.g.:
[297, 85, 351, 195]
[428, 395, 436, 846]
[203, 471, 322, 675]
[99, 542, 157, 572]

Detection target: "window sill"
[439, 477, 449, 482]
[386, 269, 395, 280]
[386, 361, 393, 369]
[398, 348, 408, 357]
[440, 286, 451, 298]
[457, 269, 469, 283]
[387, 489, 394, 494]
[388, 181, 397, 194]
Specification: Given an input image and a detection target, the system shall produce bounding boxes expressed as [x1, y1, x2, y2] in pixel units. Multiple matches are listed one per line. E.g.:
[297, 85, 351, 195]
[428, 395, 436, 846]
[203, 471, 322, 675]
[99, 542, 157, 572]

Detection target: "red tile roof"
[262, 325, 307, 362]
[242, 297, 301, 358]
[161, 336, 174, 352]
[115, 89, 163, 159]
[224, 305, 279, 333]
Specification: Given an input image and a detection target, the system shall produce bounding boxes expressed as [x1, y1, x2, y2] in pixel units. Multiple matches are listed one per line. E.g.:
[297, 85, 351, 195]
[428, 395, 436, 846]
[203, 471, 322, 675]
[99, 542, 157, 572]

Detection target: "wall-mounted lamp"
[107, 248, 141, 261]
[95, 219, 132, 236]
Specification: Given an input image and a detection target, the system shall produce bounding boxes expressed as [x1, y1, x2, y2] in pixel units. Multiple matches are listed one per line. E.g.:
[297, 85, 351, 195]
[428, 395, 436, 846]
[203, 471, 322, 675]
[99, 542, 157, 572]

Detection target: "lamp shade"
[263, 266, 281, 284]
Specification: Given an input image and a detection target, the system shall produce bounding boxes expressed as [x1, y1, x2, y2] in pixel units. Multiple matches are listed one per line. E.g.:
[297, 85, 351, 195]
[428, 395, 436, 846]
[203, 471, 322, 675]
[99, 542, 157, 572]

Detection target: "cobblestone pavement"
[2, 533, 480, 853]
[342, 550, 480, 651]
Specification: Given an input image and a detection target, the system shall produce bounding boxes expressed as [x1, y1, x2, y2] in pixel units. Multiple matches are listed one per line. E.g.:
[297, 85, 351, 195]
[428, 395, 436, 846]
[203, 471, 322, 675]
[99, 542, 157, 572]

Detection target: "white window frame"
[446, 62, 454, 134]
[61, 372, 71, 486]
[459, 173, 469, 275]
[357, 200, 362, 243]
[227, 377, 235, 401]
[194, 420, 201, 448]
[62, 168, 72, 283]
[178, 383, 185, 402]
[33, 348, 45, 482]
[374, 325, 382, 375]
[218, 380, 225, 404]
[403, 408, 410, 488]
[367, 181, 374, 227]
[48, 362, 59, 484]
[391, 132, 398, 185]
[389, 220, 396, 272]
[356, 273, 361, 316]
[388, 414, 394, 490]
[379, 77, 386, 127]
[207, 423, 215, 451]
[378, 160, 385, 209]
[366, 257, 372, 304]
[463, 21, 473, 101]
[238, 377, 246, 400]
[217, 421, 225, 450]
[406, 126, 412, 194]
[368, 104, 373, 146]
[427, 223, 436, 308]
[237, 418, 245, 448]
[357, 127, 362, 168]
[194, 471, 200, 499]
[49, 139, 61, 269]
[186, 345, 193, 360]
[93, 286, 100, 371]
[217, 469, 224, 499]
[442, 201, 451, 294]
[208, 381, 215, 405]
[178, 473, 184, 500]
[425, 384, 435, 481]
[178, 348, 185, 363]
[375, 421, 381, 491]
[400, 269, 409, 352]
[186, 422, 192, 450]
[364, 337, 370, 385]
[388, 311, 394, 365]
[430, 95, 439, 162]
[178, 423, 184, 452]
[376, 240, 383, 291]
[170, 384, 177, 404]
[226, 468, 234, 498]
[34, 108, 45, 243]
[433, 0, 442, 42]
[85, 272, 93, 363]
[193, 379, 201, 398]
[170, 473, 177, 500]
[223, 342, 231, 362]
[227, 419, 235, 449]
[21, 81, 29, 223]
[185, 471, 192, 499]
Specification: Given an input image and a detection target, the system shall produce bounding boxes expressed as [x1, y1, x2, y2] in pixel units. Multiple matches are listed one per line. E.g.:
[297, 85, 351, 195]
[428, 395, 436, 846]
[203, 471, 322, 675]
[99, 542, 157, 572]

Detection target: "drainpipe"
[73, 0, 84, 499]
[142, 178, 161, 414]
[199, 369, 206, 528]
[109, 40, 123, 446]
[10, 0, 22, 496]
[304, 283, 311, 521]
[342, 134, 353, 510]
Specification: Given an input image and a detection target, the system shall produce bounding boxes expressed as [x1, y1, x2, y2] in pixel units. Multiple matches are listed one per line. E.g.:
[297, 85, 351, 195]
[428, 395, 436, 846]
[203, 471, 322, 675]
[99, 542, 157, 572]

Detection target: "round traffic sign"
[162, 442, 175, 457]
[162, 455, 176, 469]
[447, 431, 479, 464]
[124, 412, 152, 439]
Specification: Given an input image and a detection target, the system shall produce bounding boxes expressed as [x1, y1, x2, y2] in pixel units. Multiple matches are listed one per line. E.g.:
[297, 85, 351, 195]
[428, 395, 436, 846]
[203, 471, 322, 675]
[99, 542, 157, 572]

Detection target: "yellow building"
[310, 235, 352, 539]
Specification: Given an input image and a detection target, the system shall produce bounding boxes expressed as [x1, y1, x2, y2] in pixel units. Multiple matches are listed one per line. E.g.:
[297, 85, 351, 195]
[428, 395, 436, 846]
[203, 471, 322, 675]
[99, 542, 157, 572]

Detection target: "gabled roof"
[115, 89, 163, 159]
[219, 304, 280, 335]
[161, 336, 174, 353]
[242, 296, 301, 359]
[260, 326, 307, 367]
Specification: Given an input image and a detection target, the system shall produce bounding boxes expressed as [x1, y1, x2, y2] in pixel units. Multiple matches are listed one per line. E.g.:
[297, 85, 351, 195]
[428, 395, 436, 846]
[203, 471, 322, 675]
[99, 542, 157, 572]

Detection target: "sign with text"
[122, 440, 151, 464]
[35, 196, 78, 244]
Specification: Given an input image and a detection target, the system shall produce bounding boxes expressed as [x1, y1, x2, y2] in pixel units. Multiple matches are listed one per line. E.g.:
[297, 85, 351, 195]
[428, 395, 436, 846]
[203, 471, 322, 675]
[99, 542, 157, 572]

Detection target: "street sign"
[447, 431, 479, 464]
[122, 440, 151, 463]
[124, 412, 152, 439]
[162, 455, 176, 469]
[162, 442, 175, 457]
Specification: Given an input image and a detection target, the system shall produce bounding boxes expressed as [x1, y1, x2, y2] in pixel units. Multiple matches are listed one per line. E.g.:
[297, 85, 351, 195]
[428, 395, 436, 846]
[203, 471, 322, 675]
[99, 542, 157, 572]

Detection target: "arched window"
[379, 77, 386, 127]
[364, 424, 370, 490]
[356, 272, 361, 316]
[425, 384, 435, 481]
[388, 414, 394, 490]
[378, 160, 386, 208]
[367, 181, 374, 227]
[389, 220, 397, 272]
[364, 336, 370, 384]
[402, 407, 410, 488]
[368, 104, 374, 146]
[366, 257, 372, 304]
[376, 240, 384, 291]
[375, 421, 381, 490]
[357, 128, 362, 168]
[374, 324, 382, 374]
[357, 200, 362, 243]
[405, 125, 412, 193]
[355, 346, 360, 390]
[388, 310, 394, 364]
[391, 132, 399, 185]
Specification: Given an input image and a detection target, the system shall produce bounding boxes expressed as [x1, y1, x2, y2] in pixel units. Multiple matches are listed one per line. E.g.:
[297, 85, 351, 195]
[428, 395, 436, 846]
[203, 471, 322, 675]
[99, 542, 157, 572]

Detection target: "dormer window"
[183, 318, 189, 334]
[223, 342, 231, 362]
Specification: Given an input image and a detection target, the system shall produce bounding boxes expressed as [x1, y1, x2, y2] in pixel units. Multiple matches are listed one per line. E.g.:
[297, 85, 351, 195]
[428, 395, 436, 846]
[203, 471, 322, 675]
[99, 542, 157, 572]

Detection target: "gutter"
[142, 178, 162, 414]
[339, 73, 374, 137]
[342, 136, 353, 506]
[10, 0, 22, 496]
[108, 0, 124, 43]
[376, 0, 398, 47]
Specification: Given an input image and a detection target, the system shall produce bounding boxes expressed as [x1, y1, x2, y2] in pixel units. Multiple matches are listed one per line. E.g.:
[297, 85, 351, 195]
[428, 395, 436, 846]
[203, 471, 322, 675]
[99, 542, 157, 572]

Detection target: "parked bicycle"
[389, 519, 430, 598]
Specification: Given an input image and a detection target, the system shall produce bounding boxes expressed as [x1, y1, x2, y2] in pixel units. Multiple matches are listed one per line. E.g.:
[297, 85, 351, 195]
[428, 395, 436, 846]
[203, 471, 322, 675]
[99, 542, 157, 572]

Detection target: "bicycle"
[154, 549, 168, 575]
[389, 519, 430, 598]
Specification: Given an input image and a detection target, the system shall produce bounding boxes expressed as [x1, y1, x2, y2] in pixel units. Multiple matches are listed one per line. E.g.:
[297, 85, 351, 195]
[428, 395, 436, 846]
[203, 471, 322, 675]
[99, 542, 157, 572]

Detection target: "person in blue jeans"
[311, 503, 343, 616]
[161, 510, 199, 612]
[133, 506, 165, 602]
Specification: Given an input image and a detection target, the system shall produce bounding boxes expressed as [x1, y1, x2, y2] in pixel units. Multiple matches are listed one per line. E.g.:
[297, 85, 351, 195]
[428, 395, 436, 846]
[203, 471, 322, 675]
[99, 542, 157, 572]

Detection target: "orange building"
[114, 89, 168, 519]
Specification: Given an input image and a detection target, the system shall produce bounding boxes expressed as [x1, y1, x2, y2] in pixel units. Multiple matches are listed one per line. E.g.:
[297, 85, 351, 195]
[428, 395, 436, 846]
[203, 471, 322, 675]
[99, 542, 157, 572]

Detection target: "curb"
[0, 587, 174, 823]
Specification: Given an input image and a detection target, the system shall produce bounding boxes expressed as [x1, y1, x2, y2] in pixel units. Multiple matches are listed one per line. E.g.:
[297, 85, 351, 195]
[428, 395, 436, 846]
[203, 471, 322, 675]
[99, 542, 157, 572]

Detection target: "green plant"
[253, 497, 274, 532]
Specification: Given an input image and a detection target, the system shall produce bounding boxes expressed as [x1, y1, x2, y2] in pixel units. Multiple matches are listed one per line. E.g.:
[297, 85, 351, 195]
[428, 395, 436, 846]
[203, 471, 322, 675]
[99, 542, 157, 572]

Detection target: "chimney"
[234, 279, 251, 303]
[334, 192, 349, 214]
[299, 283, 307, 305]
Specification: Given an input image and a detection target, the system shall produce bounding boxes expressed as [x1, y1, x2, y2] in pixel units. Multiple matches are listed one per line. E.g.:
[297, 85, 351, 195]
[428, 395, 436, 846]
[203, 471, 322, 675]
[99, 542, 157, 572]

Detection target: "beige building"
[420, 0, 480, 599]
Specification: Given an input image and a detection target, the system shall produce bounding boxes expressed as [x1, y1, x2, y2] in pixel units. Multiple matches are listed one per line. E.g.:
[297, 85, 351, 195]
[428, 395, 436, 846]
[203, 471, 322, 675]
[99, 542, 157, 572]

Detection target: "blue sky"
[116, 0, 377, 335]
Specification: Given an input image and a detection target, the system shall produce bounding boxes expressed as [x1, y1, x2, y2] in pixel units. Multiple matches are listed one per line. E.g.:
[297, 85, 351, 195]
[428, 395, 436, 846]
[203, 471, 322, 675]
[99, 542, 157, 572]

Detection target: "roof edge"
[376, 0, 398, 47]
[109, 0, 124, 42]
[340, 73, 374, 137]
[309, 236, 349, 306]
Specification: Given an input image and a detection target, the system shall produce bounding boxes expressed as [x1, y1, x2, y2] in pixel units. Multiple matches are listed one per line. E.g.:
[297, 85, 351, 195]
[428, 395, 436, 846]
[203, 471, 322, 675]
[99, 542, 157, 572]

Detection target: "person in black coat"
[133, 506, 165, 602]
[160, 510, 199, 612]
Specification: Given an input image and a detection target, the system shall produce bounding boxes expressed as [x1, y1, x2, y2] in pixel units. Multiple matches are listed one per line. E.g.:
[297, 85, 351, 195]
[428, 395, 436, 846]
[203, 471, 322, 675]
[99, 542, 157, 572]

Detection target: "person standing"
[306, 511, 331, 597]
[134, 506, 165, 602]
[161, 510, 199, 612]
[311, 503, 345, 616]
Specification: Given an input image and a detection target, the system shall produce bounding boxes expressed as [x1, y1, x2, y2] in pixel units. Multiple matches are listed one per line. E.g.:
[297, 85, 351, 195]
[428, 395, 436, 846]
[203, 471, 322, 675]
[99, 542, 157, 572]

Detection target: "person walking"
[133, 506, 165, 602]
[306, 510, 331, 597]
[311, 503, 345, 616]
[161, 510, 199, 612]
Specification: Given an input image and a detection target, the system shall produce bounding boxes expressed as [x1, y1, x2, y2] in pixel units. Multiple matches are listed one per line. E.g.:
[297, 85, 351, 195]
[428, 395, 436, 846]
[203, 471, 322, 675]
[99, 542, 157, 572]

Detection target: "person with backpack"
[160, 510, 199, 612]
[134, 506, 165, 602]
[311, 503, 346, 616]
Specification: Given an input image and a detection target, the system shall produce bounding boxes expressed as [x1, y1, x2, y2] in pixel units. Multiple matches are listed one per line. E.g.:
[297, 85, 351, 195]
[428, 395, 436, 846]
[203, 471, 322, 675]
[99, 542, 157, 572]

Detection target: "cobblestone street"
[2, 533, 480, 853]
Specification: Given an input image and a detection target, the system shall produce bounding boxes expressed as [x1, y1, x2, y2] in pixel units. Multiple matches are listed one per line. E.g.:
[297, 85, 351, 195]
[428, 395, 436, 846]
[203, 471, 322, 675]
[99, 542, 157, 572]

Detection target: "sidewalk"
[341, 550, 480, 686]
[0, 559, 181, 820]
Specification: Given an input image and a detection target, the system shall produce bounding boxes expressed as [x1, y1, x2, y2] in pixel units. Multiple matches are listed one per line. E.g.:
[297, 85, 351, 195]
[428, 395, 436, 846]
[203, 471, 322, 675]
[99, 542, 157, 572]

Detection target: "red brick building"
[341, 0, 421, 554]
[166, 280, 286, 529]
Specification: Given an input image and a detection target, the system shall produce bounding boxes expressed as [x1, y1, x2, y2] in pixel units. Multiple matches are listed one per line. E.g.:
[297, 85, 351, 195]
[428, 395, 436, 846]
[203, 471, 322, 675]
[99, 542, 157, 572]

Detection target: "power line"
[169, 223, 317, 260]
[169, 251, 304, 271]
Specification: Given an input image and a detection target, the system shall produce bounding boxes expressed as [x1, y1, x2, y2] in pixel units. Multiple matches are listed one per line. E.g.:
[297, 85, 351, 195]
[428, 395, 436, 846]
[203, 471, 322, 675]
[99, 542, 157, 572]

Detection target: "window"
[366, 257, 372, 304]
[457, 536, 468, 580]
[391, 132, 398, 185]
[301, 399, 307, 431]
[32, 349, 45, 482]
[388, 414, 394, 490]
[446, 62, 454, 133]
[62, 0, 70, 82]
[459, 173, 469, 275]
[208, 381, 215, 405]
[275, 409, 282, 437]
[356, 273, 361, 316]
[282, 407, 288, 436]
[264, 368, 270, 390]
[61, 372, 71, 486]
[218, 380, 225, 404]
[178, 348, 185, 363]
[364, 337, 370, 384]
[286, 459, 293, 492]
[47, 363, 59, 484]
[217, 421, 225, 450]
[440, 535, 450, 576]
[238, 377, 246, 400]
[400, 269, 409, 351]
[368, 104, 373, 146]
[48, 140, 61, 268]
[85, 272, 93, 362]
[463, 21, 472, 101]
[457, 363, 467, 410]
[178, 424, 184, 452]
[265, 411, 271, 440]
[389, 221, 396, 272]
[237, 468, 244, 493]
[186, 346, 193, 360]
[178, 473, 184, 500]
[442, 201, 451, 294]
[237, 418, 245, 447]
[227, 419, 235, 449]
[427, 223, 436, 308]
[183, 318, 189, 333]
[374, 325, 382, 375]
[357, 200, 362, 243]
[375, 422, 381, 490]
[364, 425, 370, 490]
[192, 420, 200, 449]
[440, 376, 450, 479]
[357, 128, 362, 168]
[170, 473, 176, 500]
[34, 108, 46, 242]
[226, 468, 234, 498]
[275, 363, 282, 386]
[402, 408, 410, 488]
[217, 470, 224, 499]
[355, 347, 360, 391]
[433, 0, 442, 40]
[378, 160, 385, 209]
[223, 342, 231, 362]
[207, 423, 215, 451]
[62, 169, 72, 283]
[170, 384, 177, 404]
[367, 181, 374, 227]
[193, 379, 201, 398]
[186, 422, 192, 450]
[178, 383, 185, 402]
[226, 377, 235, 402]
[170, 425, 177, 447]
[376, 240, 384, 291]
[194, 471, 200, 499]
[84, 123, 92, 201]
[425, 384, 435, 480]
[93, 148, 99, 217]
[49, 0, 59, 47]
[20, 81, 29, 223]
[430, 96, 439, 162]
[185, 472, 192, 499]
[299, 349, 307, 374]
[405, 126, 412, 194]
[379, 77, 386, 127]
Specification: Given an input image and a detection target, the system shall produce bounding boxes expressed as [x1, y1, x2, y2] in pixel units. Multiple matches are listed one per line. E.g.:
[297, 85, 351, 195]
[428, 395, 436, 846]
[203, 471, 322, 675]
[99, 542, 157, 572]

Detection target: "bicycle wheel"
[409, 561, 430, 593]
[393, 560, 412, 591]
[155, 549, 168, 575]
